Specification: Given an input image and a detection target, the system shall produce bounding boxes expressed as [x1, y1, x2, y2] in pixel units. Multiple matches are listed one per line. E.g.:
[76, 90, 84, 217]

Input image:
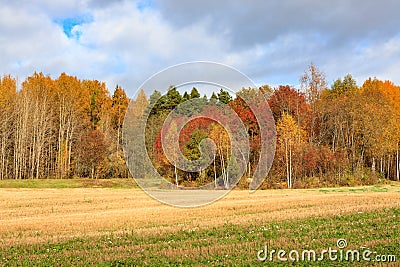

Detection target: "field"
[0, 180, 399, 266]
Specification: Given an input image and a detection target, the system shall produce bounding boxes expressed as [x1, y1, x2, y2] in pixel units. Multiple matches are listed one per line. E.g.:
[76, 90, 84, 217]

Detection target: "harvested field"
[0, 182, 399, 266]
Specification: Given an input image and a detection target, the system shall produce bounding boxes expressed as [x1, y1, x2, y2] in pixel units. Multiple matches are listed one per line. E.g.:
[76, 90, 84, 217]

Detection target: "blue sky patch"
[54, 14, 93, 39]
[136, 0, 153, 11]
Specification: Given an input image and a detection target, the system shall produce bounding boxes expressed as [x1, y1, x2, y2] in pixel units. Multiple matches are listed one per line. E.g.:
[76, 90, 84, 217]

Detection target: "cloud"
[152, 0, 400, 46]
[0, 0, 399, 97]
[72, 1, 241, 94]
[152, 0, 400, 85]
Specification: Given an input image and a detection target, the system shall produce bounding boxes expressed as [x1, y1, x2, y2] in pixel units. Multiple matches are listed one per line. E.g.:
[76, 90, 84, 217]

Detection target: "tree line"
[269, 64, 400, 188]
[133, 63, 400, 188]
[1, 63, 400, 188]
[0, 72, 129, 179]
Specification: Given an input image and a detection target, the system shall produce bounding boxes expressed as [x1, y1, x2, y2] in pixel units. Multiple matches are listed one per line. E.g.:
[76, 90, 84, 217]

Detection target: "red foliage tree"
[268, 85, 309, 127]
[76, 130, 107, 178]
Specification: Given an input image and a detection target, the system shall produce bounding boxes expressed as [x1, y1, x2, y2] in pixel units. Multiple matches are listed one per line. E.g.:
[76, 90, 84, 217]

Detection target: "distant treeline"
[1, 63, 400, 188]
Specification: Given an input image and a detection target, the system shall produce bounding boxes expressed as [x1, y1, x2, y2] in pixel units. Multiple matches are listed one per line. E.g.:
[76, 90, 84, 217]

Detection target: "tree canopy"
[0, 64, 399, 187]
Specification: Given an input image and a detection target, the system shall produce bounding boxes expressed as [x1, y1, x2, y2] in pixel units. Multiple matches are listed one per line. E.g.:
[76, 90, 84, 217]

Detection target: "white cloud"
[0, 0, 399, 96]
[73, 1, 240, 95]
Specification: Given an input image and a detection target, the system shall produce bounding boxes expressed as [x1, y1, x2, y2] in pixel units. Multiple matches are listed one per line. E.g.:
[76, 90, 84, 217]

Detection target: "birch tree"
[55, 73, 90, 178]
[0, 75, 16, 179]
[277, 113, 305, 188]
[14, 72, 55, 179]
[300, 62, 327, 145]
[210, 124, 231, 189]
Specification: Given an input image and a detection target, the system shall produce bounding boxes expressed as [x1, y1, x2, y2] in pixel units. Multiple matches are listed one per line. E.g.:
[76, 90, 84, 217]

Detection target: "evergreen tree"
[218, 88, 232, 104]
[165, 86, 182, 110]
[210, 92, 218, 104]
[148, 90, 164, 115]
[182, 91, 190, 101]
[330, 74, 358, 98]
[190, 87, 200, 99]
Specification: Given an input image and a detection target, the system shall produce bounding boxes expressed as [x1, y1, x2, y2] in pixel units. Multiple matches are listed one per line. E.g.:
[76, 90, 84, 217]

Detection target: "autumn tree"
[321, 75, 359, 169]
[230, 88, 261, 178]
[259, 84, 273, 98]
[123, 89, 148, 179]
[54, 73, 90, 178]
[82, 79, 112, 131]
[359, 79, 398, 179]
[0, 75, 16, 179]
[276, 113, 305, 188]
[380, 81, 400, 181]
[14, 72, 55, 179]
[162, 120, 180, 187]
[268, 85, 308, 132]
[300, 62, 327, 144]
[98, 85, 130, 179]
[81, 80, 114, 178]
[76, 130, 107, 178]
[111, 85, 129, 151]
[210, 124, 231, 189]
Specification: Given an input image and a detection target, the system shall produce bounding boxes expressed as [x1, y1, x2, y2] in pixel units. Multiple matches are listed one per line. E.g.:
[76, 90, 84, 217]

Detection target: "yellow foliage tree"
[276, 113, 306, 188]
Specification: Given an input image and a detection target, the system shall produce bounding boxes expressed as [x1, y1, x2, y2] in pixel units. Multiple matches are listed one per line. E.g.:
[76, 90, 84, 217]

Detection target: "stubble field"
[0, 180, 399, 266]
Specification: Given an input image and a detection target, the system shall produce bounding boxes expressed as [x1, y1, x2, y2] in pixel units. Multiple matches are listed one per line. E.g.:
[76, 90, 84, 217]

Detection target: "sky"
[1, 0, 400, 97]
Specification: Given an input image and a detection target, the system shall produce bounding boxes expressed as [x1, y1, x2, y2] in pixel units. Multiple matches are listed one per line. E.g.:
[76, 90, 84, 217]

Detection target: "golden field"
[0, 182, 399, 266]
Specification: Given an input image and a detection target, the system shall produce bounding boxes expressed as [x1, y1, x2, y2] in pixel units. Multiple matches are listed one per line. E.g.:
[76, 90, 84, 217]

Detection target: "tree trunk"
[289, 145, 292, 189]
[285, 140, 290, 189]
[248, 161, 251, 179]
[214, 155, 217, 188]
[396, 148, 399, 181]
[218, 146, 227, 189]
[174, 165, 178, 188]
[372, 157, 376, 173]
[225, 146, 229, 189]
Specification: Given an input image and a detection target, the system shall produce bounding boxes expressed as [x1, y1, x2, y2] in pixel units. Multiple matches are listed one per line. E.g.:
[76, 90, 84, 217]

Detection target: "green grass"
[1, 178, 398, 191]
[0, 178, 138, 189]
[1, 208, 399, 266]
[318, 183, 400, 194]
